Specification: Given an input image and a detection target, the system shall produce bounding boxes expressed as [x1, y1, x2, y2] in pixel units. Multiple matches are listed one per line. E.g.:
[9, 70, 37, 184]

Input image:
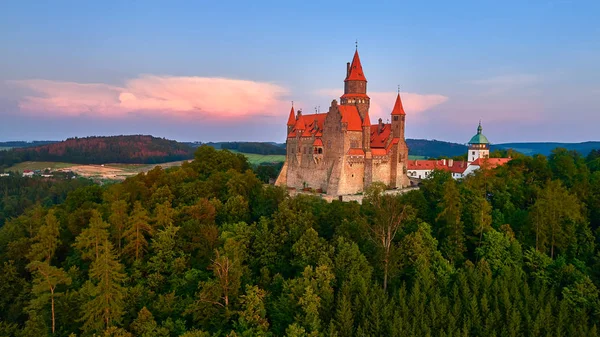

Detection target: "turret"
[391, 92, 406, 139]
[467, 121, 490, 163]
[287, 105, 296, 135]
[341, 49, 370, 120]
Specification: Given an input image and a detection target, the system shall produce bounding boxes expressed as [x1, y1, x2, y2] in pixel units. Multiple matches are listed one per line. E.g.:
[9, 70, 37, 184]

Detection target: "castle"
[276, 49, 410, 195]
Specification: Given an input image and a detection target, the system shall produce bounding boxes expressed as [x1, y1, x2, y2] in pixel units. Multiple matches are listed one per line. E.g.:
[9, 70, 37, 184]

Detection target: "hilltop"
[0, 135, 195, 168]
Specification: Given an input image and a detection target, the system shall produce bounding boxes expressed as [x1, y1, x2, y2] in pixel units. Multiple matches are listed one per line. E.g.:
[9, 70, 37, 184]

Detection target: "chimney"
[346, 62, 350, 78]
[442, 159, 447, 166]
[314, 119, 319, 131]
[448, 159, 454, 167]
[378, 118, 384, 133]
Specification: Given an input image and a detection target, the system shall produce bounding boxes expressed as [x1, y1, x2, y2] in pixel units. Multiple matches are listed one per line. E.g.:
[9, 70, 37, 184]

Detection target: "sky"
[0, 0, 599, 144]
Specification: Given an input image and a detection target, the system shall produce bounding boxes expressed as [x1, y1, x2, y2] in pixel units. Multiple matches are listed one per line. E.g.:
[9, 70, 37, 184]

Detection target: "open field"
[8, 161, 76, 172]
[0, 147, 13, 151]
[7, 160, 190, 180]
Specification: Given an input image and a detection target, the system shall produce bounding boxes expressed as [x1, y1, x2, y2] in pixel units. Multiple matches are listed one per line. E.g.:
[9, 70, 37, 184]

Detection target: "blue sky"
[0, 0, 598, 143]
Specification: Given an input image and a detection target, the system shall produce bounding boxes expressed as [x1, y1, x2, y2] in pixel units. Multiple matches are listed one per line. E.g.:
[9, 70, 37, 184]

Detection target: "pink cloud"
[9, 76, 290, 120]
[315, 89, 448, 123]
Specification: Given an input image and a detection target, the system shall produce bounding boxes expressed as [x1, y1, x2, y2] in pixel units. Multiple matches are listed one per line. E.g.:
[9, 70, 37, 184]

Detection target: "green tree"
[530, 180, 583, 258]
[123, 201, 153, 261]
[27, 261, 71, 334]
[363, 182, 414, 290]
[74, 209, 110, 260]
[81, 240, 126, 332]
[436, 179, 466, 264]
[27, 209, 61, 263]
[108, 200, 128, 255]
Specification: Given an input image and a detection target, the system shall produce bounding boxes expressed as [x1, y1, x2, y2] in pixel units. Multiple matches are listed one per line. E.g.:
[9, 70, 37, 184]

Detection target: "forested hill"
[0, 135, 195, 167]
[494, 141, 600, 156]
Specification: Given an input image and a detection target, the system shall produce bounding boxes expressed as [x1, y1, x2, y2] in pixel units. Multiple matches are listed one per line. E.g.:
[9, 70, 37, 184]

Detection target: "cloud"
[315, 89, 448, 122]
[9, 75, 290, 120]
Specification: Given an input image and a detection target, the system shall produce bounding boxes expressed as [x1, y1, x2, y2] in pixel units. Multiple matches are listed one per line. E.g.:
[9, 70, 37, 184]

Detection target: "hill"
[494, 141, 600, 156]
[0, 135, 195, 169]
[406, 139, 468, 158]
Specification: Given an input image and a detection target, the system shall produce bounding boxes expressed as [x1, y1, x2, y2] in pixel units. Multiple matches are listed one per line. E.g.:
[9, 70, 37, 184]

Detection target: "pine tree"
[27, 209, 61, 263]
[437, 180, 466, 264]
[74, 209, 109, 261]
[123, 201, 153, 261]
[109, 200, 128, 255]
[27, 261, 71, 334]
[81, 239, 126, 332]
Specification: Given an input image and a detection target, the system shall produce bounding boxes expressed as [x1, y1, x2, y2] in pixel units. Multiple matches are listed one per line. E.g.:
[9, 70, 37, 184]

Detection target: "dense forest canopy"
[0, 135, 195, 168]
[1, 146, 600, 336]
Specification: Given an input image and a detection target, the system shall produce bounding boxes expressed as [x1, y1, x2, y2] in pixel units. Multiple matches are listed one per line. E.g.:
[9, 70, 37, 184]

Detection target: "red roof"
[391, 93, 406, 115]
[339, 105, 362, 131]
[313, 138, 323, 146]
[370, 124, 392, 148]
[407, 160, 469, 174]
[372, 148, 387, 156]
[345, 50, 367, 82]
[287, 106, 296, 126]
[288, 113, 327, 138]
[294, 114, 306, 130]
[347, 148, 365, 156]
[471, 158, 511, 168]
[340, 93, 370, 99]
[362, 110, 371, 127]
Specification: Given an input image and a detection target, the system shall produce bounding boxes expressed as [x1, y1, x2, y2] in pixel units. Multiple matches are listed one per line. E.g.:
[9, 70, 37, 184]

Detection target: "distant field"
[0, 147, 12, 151]
[8, 161, 75, 172]
[227, 150, 285, 165]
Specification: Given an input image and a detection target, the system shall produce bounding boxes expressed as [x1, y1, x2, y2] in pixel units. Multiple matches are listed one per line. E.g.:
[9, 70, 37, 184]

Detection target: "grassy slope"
[8, 161, 76, 172]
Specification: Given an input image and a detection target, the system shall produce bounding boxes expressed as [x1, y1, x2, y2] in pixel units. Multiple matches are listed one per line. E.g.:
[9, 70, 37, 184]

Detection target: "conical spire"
[295, 113, 306, 130]
[345, 49, 367, 82]
[391, 92, 406, 115]
[287, 105, 296, 126]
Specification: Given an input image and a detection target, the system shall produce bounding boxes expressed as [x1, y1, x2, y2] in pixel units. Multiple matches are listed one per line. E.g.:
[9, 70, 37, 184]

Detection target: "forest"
[1, 145, 600, 336]
[0, 135, 195, 169]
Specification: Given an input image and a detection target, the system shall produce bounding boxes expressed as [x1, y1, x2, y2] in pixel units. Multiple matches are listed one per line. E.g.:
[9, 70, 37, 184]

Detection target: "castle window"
[318, 148, 323, 154]
[472, 151, 475, 156]
[394, 116, 399, 121]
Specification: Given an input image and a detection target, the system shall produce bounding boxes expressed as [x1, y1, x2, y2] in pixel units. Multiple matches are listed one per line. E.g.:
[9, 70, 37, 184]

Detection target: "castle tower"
[391, 91, 406, 139]
[341, 49, 370, 120]
[468, 122, 490, 163]
[287, 105, 296, 135]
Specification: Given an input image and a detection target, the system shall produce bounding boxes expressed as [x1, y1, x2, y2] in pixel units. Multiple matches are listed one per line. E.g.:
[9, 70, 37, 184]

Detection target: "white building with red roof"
[406, 123, 511, 180]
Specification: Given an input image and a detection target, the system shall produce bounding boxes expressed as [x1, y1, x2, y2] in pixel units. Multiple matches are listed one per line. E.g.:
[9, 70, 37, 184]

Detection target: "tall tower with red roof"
[341, 48, 370, 121]
[391, 91, 406, 139]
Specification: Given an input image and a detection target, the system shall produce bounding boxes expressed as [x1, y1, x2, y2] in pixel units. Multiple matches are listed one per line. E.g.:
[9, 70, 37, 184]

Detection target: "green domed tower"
[468, 122, 490, 163]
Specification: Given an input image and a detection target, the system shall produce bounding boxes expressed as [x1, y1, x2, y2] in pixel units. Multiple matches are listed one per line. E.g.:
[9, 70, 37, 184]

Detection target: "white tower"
[468, 122, 490, 163]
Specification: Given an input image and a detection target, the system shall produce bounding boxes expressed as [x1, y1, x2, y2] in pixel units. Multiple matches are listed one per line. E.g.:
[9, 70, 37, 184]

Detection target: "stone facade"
[276, 49, 410, 196]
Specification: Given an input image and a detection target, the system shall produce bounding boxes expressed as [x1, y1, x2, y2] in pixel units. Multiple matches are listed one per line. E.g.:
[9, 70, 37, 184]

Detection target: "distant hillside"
[406, 139, 467, 158]
[0, 135, 195, 168]
[493, 142, 600, 156]
[0, 140, 58, 148]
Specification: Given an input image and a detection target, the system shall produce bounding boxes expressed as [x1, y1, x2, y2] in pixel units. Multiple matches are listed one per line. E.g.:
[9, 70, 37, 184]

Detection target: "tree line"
[0, 145, 599, 336]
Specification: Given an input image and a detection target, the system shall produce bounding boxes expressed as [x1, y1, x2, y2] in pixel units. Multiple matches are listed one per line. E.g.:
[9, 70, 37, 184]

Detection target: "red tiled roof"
[340, 93, 370, 99]
[345, 50, 367, 82]
[406, 160, 468, 174]
[313, 138, 323, 146]
[370, 124, 391, 148]
[287, 106, 296, 126]
[391, 93, 406, 115]
[372, 148, 387, 156]
[347, 148, 365, 156]
[471, 158, 511, 168]
[362, 110, 371, 127]
[339, 105, 362, 131]
[295, 114, 306, 130]
[287, 113, 327, 138]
